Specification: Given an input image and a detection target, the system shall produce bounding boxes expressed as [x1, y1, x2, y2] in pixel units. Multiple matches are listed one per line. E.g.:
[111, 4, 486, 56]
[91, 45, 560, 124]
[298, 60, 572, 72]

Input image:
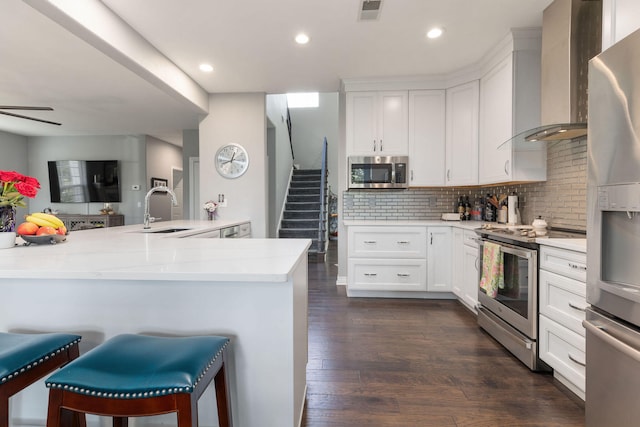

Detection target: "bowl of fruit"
[17, 213, 68, 245]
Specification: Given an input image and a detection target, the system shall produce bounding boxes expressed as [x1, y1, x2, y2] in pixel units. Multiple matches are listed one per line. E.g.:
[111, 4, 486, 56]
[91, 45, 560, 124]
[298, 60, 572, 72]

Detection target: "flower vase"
[207, 211, 215, 221]
[0, 206, 16, 249]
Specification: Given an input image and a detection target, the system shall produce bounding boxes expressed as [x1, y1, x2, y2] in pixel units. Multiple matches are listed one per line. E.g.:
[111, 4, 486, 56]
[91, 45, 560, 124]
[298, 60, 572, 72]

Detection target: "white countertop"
[536, 237, 587, 253]
[0, 220, 311, 282]
[343, 219, 587, 252]
[343, 219, 484, 231]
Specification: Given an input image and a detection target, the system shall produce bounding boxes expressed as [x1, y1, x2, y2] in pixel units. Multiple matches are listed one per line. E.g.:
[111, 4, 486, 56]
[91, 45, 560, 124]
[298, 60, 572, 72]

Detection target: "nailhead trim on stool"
[0, 332, 82, 427]
[45, 334, 232, 427]
[1, 337, 81, 383]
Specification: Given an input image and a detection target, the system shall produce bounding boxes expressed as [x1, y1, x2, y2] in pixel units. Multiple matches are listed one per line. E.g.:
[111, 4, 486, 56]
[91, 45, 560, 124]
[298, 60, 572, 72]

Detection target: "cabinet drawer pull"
[397, 273, 410, 278]
[504, 160, 510, 175]
[373, 139, 376, 151]
[568, 354, 586, 367]
[364, 273, 377, 277]
[447, 169, 451, 181]
[568, 262, 587, 271]
[363, 240, 377, 244]
[568, 302, 588, 312]
[397, 240, 410, 244]
[380, 139, 383, 151]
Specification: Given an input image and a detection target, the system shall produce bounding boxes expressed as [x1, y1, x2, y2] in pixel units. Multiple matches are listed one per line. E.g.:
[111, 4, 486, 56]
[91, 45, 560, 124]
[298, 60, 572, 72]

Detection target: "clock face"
[215, 143, 249, 178]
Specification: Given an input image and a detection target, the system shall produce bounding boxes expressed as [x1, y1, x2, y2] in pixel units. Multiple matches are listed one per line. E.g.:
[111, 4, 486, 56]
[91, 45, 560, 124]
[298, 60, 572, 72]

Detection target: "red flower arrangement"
[0, 170, 40, 208]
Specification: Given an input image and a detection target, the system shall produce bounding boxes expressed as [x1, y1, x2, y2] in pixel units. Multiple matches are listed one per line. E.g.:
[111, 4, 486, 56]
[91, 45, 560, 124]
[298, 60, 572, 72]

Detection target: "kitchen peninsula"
[0, 220, 310, 427]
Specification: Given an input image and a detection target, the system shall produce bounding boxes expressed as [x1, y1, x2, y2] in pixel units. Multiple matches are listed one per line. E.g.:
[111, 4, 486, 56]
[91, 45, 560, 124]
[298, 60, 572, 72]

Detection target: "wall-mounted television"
[48, 160, 121, 203]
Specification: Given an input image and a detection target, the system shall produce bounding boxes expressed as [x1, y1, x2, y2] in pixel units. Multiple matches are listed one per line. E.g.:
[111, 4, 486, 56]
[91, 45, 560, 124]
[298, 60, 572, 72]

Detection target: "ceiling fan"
[0, 106, 61, 126]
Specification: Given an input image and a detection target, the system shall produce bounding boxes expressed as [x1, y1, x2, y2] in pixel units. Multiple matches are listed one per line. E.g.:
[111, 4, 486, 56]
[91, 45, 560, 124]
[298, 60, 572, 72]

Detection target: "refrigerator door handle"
[583, 320, 640, 363]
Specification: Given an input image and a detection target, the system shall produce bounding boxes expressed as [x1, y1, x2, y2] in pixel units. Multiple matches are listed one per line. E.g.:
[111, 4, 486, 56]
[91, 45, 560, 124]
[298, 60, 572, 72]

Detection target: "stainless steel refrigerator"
[586, 28, 640, 427]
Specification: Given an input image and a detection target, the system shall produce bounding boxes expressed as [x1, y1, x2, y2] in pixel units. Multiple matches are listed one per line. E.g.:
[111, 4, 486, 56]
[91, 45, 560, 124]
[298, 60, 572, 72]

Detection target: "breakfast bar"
[0, 220, 310, 427]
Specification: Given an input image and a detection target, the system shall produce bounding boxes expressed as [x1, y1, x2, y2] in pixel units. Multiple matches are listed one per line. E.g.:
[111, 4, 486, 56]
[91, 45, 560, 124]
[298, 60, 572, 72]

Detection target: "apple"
[17, 222, 39, 235]
[36, 226, 57, 236]
[56, 225, 67, 235]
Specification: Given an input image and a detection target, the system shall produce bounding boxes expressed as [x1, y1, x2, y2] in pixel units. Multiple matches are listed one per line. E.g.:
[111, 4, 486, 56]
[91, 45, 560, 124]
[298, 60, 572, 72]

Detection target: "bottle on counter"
[471, 198, 482, 221]
[457, 196, 465, 220]
[464, 196, 471, 221]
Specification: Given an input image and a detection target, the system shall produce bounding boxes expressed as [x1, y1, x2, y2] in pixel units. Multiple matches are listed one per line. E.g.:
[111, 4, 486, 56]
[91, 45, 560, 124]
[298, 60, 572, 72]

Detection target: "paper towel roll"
[507, 195, 519, 225]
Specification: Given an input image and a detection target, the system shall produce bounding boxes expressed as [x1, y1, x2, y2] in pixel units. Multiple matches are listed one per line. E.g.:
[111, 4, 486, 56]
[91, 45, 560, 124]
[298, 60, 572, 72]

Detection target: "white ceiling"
[0, 0, 553, 145]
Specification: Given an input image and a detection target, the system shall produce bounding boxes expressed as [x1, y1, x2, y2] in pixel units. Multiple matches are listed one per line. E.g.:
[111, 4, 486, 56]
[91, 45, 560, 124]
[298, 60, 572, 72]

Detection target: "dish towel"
[479, 241, 504, 298]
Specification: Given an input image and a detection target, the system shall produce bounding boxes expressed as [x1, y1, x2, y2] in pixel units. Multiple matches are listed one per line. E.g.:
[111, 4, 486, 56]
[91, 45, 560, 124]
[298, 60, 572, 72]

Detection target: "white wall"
[199, 93, 268, 237]
[26, 135, 147, 224]
[182, 129, 199, 219]
[289, 92, 339, 193]
[0, 131, 30, 219]
[146, 135, 183, 223]
[266, 94, 294, 237]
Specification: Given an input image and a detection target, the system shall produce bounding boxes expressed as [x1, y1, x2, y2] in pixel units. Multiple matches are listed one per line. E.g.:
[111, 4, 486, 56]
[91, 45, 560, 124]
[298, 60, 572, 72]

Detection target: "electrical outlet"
[219, 199, 228, 207]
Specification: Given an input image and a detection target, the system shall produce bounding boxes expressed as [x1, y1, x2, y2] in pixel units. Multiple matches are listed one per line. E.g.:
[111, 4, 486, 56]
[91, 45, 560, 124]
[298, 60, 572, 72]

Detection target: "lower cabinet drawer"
[539, 270, 587, 336]
[348, 259, 427, 292]
[539, 314, 586, 393]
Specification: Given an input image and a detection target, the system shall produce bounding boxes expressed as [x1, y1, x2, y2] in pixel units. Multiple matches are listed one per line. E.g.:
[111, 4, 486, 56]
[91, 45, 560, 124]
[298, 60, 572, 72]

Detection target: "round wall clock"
[215, 143, 249, 179]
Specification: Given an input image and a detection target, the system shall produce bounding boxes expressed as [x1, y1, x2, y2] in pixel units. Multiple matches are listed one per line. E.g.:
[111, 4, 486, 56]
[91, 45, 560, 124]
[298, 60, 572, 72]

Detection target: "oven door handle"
[477, 238, 535, 258]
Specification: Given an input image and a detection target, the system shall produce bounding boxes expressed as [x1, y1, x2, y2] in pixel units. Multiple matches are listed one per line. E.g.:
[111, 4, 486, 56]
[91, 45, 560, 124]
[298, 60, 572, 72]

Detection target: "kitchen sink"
[135, 227, 193, 234]
[148, 227, 191, 233]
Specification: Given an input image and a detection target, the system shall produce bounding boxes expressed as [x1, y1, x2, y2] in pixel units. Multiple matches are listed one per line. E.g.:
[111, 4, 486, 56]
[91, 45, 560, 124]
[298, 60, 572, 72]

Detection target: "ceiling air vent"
[359, 0, 382, 21]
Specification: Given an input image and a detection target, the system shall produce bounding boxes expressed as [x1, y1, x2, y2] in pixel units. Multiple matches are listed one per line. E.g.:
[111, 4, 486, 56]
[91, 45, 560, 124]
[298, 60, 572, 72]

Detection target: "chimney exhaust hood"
[520, 0, 602, 143]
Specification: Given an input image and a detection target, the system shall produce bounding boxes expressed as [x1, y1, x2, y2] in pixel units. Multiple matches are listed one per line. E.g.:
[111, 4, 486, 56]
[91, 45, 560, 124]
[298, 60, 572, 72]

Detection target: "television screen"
[48, 160, 121, 203]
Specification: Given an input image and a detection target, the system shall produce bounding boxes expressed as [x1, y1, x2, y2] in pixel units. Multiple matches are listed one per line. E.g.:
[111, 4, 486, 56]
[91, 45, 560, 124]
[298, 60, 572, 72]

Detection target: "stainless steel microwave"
[348, 155, 408, 189]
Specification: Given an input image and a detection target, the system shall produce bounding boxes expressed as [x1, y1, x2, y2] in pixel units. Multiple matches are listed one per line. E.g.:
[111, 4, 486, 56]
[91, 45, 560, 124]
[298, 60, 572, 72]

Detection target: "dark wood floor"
[301, 243, 584, 427]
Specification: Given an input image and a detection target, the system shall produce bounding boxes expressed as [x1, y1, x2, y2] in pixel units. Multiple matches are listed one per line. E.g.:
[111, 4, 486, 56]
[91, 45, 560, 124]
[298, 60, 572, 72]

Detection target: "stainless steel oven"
[475, 230, 547, 371]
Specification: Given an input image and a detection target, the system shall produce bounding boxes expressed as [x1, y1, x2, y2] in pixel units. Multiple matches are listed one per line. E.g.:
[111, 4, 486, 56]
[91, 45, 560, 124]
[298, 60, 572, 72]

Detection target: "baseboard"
[336, 275, 347, 287]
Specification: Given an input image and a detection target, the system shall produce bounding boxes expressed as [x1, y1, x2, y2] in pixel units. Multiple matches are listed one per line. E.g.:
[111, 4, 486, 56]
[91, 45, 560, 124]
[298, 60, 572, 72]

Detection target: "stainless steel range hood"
[521, 0, 602, 142]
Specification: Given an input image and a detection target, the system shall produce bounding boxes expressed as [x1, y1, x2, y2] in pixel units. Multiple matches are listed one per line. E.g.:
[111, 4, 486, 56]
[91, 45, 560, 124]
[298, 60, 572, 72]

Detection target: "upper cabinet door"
[408, 90, 446, 186]
[445, 81, 479, 186]
[378, 91, 409, 154]
[346, 92, 377, 155]
[479, 53, 514, 184]
[346, 91, 408, 155]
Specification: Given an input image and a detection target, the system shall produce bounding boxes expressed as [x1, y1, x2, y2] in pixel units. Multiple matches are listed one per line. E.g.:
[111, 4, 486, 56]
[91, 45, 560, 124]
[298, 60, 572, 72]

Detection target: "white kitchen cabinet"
[348, 226, 427, 292]
[478, 32, 546, 184]
[452, 228, 464, 298]
[445, 81, 479, 186]
[538, 244, 587, 400]
[346, 91, 408, 155]
[408, 90, 446, 186]
[461, 231, 479, 311]
[452, 228, 479, 312]
[348, 258, 427, 292]
[427, 227, 452, 292]
[188, 221, 251, 239]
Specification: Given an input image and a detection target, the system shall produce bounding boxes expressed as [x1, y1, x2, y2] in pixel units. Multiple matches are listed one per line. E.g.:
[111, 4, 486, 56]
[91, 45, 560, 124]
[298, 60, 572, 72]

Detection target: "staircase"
[279, 168, 328, 262]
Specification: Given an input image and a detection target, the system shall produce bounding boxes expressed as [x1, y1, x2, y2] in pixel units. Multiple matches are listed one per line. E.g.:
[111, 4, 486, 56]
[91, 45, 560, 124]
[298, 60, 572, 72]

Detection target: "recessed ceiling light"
[427, 27, 444, 39]
[295, 33, 310, 45]
[199, 63, 214, 72]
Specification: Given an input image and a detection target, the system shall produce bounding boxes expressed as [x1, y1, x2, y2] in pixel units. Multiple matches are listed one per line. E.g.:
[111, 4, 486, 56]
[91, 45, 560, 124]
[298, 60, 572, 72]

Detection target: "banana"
[30, 212, 64, 229]
[25, 215, 58, 229]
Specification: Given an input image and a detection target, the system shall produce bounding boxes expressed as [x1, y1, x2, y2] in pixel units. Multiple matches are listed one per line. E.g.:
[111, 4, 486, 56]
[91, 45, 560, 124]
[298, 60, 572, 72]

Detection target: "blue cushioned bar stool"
[45, 334, 232, 427]
[0, 332, 81, 427]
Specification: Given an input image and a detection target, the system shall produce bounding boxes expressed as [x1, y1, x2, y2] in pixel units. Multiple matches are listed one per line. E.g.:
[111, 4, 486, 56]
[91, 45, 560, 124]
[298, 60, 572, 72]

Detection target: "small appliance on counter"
[441, 213, 461, 221]
[507, 194, 520, 225]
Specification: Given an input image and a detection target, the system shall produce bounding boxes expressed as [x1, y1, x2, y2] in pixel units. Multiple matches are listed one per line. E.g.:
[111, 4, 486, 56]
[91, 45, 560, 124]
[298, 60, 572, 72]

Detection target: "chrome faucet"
[144, 186, 178, 229]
